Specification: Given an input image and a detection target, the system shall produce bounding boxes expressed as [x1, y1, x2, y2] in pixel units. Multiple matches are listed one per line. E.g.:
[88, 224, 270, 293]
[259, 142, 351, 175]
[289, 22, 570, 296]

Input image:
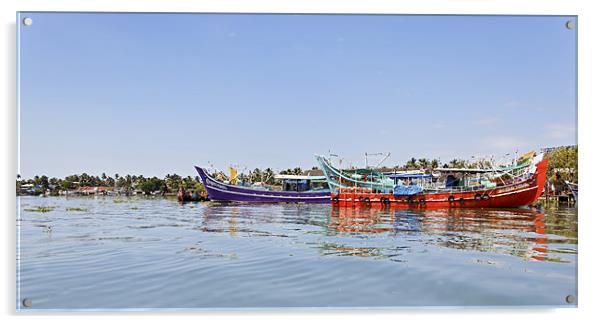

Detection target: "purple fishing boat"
[194, 166, 331, 203]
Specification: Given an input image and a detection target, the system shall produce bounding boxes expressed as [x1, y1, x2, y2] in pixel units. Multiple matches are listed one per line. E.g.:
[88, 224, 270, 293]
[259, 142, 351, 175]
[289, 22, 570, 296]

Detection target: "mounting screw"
[565, 20, 575, 30]
[565, 295, 575, 304]
[22, 298, 32, 307]
[22, 17, 33, 26]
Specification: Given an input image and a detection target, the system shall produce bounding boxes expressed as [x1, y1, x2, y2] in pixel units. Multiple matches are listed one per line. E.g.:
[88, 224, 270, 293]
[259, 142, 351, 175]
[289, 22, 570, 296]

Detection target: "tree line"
[545, 146, 578, 183]
[212, 167, 307, 186]
[16, 173, 206, 196]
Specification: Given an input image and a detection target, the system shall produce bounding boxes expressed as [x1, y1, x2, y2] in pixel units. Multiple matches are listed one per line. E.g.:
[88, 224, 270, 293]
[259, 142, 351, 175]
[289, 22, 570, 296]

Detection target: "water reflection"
[196, 203, 577, 264]
[327, 206, 577, 263]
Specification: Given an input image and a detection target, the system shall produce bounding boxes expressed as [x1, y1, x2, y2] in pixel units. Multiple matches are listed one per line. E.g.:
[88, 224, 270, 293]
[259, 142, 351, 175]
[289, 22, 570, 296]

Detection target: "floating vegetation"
[66, 207, 88, 212]
[178, 245, 237, 259]
[130, 207, 139, 210]
[189, 205, 196, 208]
[113, 199, 128, 203]
[24, 206, 55, 213]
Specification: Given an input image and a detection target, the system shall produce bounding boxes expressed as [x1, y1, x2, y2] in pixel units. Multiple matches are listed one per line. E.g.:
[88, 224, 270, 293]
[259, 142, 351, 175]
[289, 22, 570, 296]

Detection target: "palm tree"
[448, 159, 468, 169]
[472, 159, 492, 169]
[264, 168, 275, 185]
[163, 174, 181, 192]
[430, 159, 439, 169]
[125, 175, 133, 195]
[250, 168, 262, 183]
[418, 158, 429, 170]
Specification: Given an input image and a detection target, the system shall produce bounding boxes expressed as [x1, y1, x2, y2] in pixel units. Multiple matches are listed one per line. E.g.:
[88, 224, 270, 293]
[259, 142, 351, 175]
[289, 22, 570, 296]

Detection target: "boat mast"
[364, 152, 391, 191]
[330, 153, 343, 193]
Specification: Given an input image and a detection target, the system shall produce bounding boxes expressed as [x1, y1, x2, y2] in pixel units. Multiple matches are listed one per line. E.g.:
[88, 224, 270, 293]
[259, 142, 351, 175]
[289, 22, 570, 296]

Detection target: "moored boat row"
[194, 151, 549, 208]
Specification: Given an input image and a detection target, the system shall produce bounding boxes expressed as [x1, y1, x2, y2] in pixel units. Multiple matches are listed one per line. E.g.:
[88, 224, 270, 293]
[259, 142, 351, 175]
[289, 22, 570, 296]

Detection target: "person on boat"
[177, 185, 192, 202]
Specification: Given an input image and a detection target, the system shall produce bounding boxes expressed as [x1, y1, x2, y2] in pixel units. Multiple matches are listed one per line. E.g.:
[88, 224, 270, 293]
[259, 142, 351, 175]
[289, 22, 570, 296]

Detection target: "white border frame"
[2, 0, 600, 323]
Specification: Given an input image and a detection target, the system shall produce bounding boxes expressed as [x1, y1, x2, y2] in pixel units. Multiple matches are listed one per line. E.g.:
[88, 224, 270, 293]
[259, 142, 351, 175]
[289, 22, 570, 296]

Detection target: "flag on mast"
[229, 166, 238, 184]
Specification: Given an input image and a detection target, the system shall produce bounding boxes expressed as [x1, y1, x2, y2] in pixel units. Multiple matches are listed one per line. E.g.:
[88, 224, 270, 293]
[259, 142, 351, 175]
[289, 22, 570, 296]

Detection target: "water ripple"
[17, 196, 577, 309]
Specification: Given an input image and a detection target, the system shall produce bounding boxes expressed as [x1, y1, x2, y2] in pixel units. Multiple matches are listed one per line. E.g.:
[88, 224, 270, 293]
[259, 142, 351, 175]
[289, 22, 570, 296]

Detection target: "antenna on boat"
[364, 152, 391, 169]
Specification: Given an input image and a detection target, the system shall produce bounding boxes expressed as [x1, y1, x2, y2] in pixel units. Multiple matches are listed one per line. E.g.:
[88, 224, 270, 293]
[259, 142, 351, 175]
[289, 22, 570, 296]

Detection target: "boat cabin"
[274, 174, 329, 192]
[385, 172, 434, 187]
[386, 166, 525, 192]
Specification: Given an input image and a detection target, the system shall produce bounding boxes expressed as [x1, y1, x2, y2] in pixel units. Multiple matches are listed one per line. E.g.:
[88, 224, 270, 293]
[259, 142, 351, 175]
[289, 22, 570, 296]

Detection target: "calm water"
[17, 196, 577, 309]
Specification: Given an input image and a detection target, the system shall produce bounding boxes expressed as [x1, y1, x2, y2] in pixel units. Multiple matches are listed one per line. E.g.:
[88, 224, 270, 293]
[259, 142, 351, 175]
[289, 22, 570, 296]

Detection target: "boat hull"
[332, 159, 548, 209]
[195, 166, 330, 203]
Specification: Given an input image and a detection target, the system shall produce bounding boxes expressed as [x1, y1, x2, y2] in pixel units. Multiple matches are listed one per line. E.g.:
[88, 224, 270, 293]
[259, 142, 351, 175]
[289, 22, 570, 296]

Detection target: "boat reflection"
[195, 203, 575, 264]
[197, 204, 240, 237]
[327, 206, 556, 262]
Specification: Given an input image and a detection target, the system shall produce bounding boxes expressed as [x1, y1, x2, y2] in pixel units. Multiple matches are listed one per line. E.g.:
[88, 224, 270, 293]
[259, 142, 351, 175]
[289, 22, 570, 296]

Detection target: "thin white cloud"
[472, 117, 501, 126]
[545, 123, 576, 140]
[480, 136, 528, 151]
[503, 101, 524, 108]
[503, 101, 544, 112]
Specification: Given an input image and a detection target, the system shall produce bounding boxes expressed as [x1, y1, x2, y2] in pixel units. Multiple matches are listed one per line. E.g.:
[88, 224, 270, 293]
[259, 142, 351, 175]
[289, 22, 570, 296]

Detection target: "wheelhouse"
[273, 174, 329, 192]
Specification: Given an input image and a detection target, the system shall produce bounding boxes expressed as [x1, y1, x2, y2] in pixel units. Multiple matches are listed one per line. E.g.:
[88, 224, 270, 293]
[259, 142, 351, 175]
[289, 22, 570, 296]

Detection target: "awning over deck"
[274, 174, 327, 181]
[385, 173, 434, 179]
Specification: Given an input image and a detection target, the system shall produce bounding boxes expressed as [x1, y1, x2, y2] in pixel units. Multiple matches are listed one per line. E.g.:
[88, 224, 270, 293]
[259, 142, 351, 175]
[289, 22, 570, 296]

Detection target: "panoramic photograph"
[16, 12, 577, 310]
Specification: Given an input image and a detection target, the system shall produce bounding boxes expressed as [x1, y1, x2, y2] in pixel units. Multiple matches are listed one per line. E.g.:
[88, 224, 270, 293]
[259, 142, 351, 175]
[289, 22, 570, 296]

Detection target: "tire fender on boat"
[475, 194, 482, 201]
[482, 194, 490, 200]
[448, 196, 455, 202]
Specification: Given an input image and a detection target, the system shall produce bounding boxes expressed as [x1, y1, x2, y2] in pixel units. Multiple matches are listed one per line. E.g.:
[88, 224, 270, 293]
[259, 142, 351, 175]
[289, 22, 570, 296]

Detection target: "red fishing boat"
[316, 153, 548, 208]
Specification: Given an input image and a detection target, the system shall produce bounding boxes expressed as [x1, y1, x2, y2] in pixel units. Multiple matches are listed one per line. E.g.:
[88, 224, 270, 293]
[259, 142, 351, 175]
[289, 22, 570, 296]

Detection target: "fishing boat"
[564, 180, 578, 201]
[177, 187, 208, 202]
[315, 152, 548, 208]
[194, 166, 331, 203]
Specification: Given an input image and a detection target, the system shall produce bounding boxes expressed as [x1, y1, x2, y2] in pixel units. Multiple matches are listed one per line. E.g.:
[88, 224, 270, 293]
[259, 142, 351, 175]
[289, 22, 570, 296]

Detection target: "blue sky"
[18, 13, 576, 178]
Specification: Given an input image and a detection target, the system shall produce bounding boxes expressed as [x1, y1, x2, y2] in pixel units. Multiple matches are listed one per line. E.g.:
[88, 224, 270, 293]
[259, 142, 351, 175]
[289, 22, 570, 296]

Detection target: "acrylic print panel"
[16, 12, 577, 310]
